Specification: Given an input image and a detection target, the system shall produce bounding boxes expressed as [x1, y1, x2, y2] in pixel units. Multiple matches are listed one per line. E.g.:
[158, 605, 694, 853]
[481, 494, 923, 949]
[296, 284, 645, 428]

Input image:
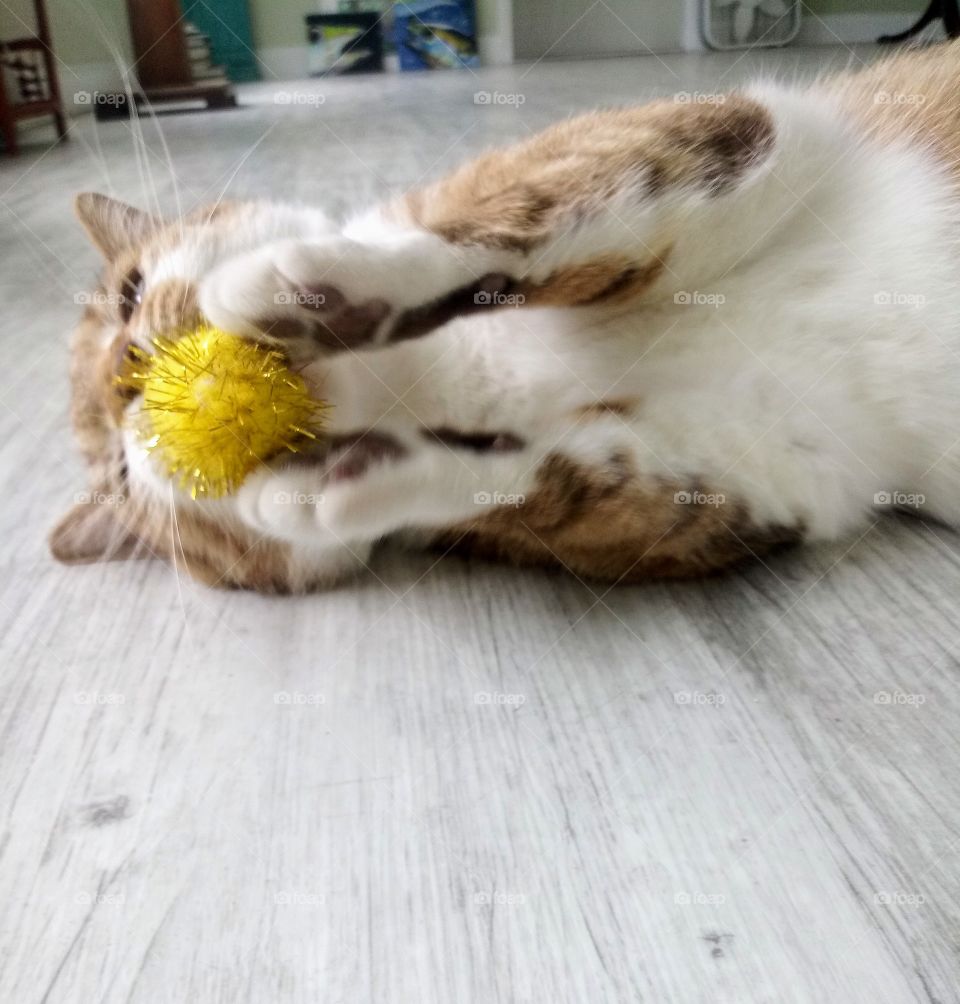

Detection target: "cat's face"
[50, 194, 359, 593]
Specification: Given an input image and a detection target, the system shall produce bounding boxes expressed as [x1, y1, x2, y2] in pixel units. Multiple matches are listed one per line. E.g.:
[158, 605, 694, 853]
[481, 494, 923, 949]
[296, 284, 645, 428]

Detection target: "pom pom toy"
[119, 325, 327, 498]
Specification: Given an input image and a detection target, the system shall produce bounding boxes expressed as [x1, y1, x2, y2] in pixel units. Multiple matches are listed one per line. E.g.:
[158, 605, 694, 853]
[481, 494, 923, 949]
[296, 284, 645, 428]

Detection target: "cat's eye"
[119, 268, 144, 324]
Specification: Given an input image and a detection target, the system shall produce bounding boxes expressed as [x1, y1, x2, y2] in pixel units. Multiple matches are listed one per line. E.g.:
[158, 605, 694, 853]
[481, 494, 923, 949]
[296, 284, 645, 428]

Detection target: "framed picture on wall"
[306, 13, 384, 75]
[394, 1, 479, 70]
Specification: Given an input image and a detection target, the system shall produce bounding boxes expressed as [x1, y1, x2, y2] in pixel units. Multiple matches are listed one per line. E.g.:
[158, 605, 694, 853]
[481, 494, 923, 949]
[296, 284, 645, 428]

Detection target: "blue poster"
[394, 1, 480, 71]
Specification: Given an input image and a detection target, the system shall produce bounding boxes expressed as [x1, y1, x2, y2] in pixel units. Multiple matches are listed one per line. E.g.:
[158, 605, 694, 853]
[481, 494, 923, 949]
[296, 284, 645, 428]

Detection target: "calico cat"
[51, 43, 960, 592]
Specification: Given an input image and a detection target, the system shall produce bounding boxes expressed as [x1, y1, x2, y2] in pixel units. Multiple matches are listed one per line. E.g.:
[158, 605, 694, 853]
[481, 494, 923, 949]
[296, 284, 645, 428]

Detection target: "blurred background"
[0, 0, 940, 152]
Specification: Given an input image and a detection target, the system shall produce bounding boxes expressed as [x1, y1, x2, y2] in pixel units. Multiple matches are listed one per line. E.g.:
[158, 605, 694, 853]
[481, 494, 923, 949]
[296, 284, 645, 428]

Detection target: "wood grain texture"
[1, 46, 959, 1004]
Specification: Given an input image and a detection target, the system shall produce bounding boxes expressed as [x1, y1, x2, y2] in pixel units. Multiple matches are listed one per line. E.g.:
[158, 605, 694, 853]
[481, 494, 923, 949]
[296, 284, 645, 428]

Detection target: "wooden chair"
[0, 0, 67, 155]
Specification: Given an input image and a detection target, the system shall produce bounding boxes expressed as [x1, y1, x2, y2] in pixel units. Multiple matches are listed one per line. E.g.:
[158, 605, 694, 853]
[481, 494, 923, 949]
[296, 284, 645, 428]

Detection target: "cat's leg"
[200, 92, 806, 351]
[198, 231, 516, 350]
[234, 433, 537, 548]
[232, 421, 807, 582]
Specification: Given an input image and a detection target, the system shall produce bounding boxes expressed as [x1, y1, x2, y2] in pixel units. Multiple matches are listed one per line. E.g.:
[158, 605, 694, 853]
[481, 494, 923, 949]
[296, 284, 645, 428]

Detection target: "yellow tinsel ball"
[120, 325, 326, 498]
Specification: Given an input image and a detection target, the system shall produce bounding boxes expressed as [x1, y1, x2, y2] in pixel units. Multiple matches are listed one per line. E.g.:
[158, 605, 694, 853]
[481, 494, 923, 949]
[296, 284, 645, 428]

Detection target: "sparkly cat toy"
[120, 325, 327, 498]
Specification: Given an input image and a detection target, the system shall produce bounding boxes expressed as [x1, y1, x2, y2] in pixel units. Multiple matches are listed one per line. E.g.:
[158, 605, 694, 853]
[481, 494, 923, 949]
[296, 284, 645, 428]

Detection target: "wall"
[0, 0, 131, 104]
[799, 0, 926, 44]
[514, 0, 686, 60]
[0, 0, 131, 76]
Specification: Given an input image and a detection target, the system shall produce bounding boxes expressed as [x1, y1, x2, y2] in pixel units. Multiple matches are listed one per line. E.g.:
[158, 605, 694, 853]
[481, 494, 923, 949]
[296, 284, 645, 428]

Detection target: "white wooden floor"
[3, 46, 960, 1004]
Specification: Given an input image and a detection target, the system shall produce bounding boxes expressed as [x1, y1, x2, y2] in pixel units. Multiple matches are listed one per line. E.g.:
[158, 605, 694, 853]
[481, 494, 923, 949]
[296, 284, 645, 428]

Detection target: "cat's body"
[52, 43, 960, 592]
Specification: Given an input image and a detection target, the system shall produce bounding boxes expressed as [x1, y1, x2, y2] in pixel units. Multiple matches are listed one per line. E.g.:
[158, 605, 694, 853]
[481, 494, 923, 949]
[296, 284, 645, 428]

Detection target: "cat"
[51, 42, 960, 593]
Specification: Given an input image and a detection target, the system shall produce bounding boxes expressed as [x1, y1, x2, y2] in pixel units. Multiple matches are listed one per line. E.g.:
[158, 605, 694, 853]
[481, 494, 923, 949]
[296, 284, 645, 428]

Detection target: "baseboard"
[797, 11, 944, 46]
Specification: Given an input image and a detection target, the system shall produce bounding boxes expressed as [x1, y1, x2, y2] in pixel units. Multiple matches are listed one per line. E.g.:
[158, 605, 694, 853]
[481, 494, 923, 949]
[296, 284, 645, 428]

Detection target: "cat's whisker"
[133, 88, 184, 238]
[83, 0, 189, 239]
[122, 71, 163, 223]
[207, 122, 279, 220]
[70, 112, 113, 196]
[85, 6, 165, 224]
[167, 484, 190, 624]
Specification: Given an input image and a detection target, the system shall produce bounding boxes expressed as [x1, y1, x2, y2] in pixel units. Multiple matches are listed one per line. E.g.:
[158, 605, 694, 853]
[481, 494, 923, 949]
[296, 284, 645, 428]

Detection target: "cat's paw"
[199, 236, 516, 354]
[234, 433, 407, 543]
[199, 238, 396, 352]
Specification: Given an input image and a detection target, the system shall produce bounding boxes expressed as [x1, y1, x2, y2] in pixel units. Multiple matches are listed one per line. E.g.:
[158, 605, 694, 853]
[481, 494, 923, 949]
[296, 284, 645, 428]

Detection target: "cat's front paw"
[234, 432, 407, 543]
[200, 238, 395, 352]
[200, 236, 516, 354]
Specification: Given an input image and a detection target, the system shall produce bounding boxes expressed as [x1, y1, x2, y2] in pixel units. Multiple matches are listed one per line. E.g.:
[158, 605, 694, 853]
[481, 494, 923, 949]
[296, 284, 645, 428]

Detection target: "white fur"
[126, 83, 960, 583]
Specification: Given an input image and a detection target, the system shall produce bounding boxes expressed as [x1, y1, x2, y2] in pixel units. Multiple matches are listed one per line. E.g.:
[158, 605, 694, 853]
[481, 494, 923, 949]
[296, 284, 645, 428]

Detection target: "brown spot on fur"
[314, 297, 390, 349]
[661, 102, 776, 195]
[422, 427, 524, 452]
[519, 252, 669, 307]
[399, 95, 775, 252]
[393, 273, 512, 341]
[575, 399, 637, 419]
[435, 453, 802, 582]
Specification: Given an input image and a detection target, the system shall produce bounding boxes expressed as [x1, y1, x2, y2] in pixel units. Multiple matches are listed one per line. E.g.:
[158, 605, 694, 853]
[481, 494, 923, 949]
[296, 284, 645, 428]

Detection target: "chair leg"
[0, 73, 18, 155]
[0, 122, 18, 155]
[53, 108, 68, 142]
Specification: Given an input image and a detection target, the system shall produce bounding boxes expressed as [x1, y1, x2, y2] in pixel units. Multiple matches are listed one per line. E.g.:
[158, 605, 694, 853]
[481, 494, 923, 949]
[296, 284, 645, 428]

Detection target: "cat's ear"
[74, 193, 161, 260]
[49, 494, 144, 564]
